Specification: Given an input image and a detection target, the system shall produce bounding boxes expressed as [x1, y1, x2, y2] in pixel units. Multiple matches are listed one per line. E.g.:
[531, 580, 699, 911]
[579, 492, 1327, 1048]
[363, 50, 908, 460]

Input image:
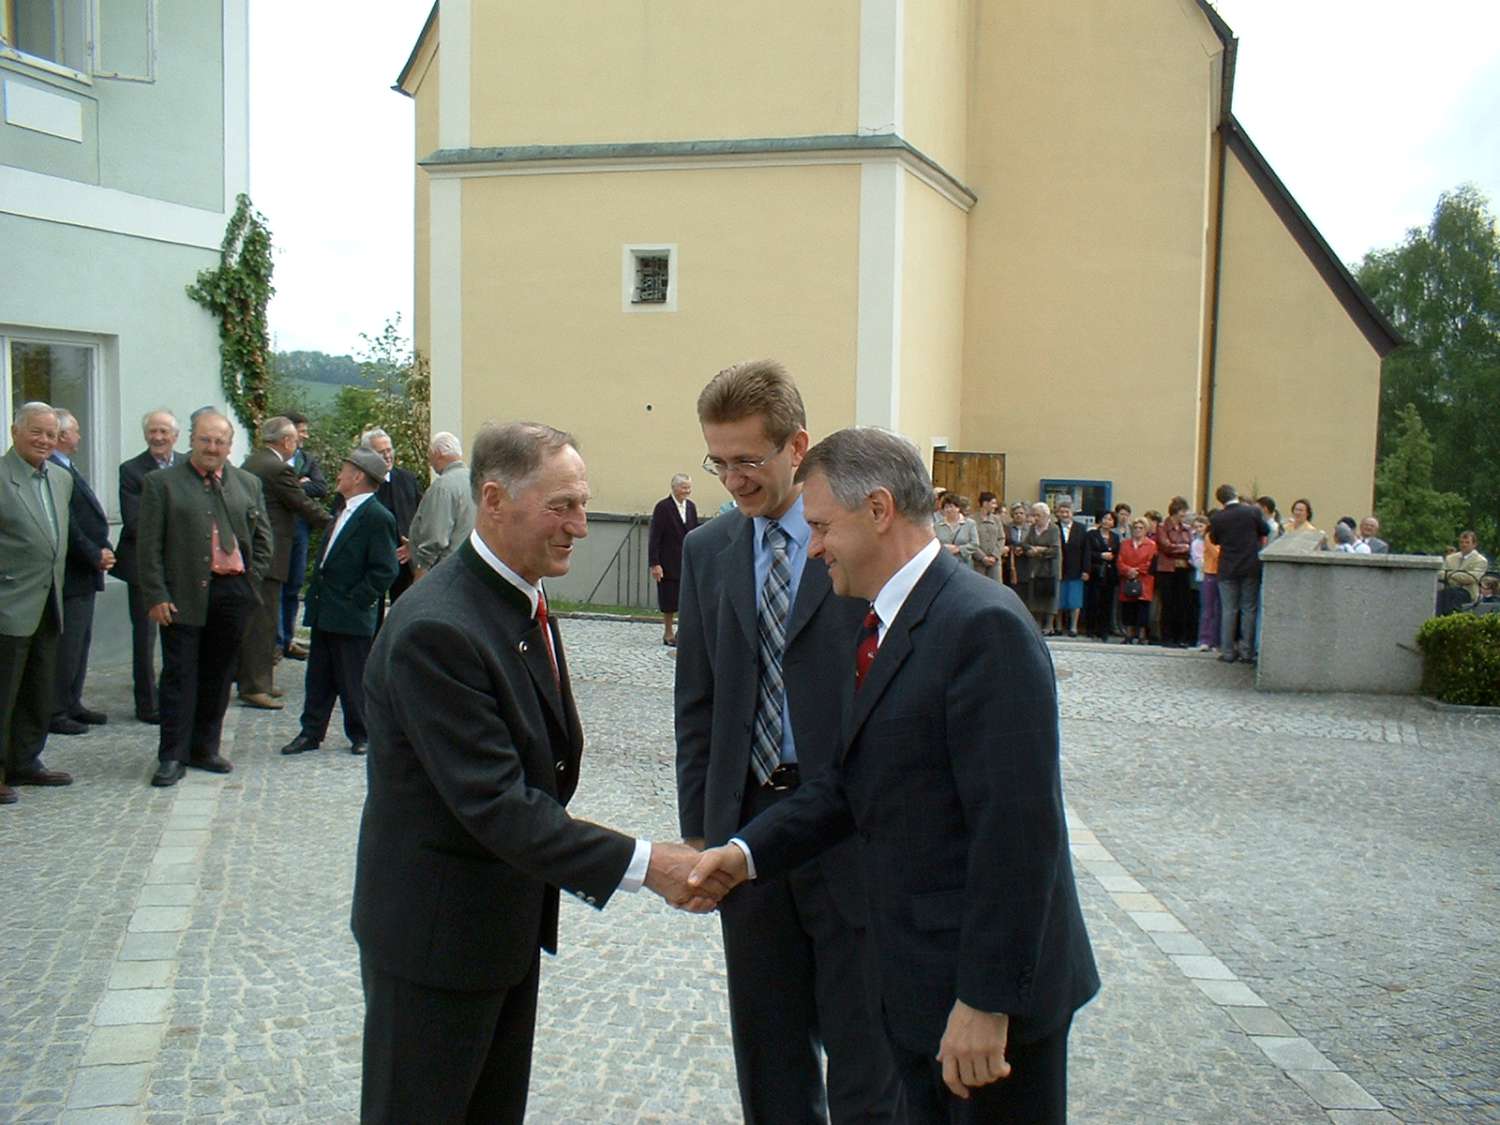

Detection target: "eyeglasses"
[701, 443, 785, 478]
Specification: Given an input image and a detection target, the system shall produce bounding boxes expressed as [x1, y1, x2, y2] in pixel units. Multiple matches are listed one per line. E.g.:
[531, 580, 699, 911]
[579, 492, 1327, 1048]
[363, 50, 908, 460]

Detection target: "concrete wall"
[1258, 534, 1442, 695]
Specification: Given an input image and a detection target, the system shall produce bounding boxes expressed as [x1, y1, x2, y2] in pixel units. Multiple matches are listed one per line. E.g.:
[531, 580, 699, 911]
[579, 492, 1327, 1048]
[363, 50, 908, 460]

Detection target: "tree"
[1356, 185, 1500, 549]
[1373, 405, 1469, 554]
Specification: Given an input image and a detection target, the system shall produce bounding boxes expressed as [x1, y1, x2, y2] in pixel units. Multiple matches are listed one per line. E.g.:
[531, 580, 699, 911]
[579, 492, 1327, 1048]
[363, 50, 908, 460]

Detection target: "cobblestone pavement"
[1, 623, 1495, 1123]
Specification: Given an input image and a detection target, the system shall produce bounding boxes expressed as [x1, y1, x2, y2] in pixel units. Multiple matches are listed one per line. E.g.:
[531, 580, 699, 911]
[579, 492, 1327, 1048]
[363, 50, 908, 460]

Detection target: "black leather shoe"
[187, 754, 233, 774]
[280, 734, 319, 756]
[10, 766, 73, 786]
[0, 783, 16, 805]
[49, 716, 89, 735]
[71, 707, 108, 725]
[137, 710, 161, 725]
[151, 761, 185, 787]
[349, 742, 367, 756]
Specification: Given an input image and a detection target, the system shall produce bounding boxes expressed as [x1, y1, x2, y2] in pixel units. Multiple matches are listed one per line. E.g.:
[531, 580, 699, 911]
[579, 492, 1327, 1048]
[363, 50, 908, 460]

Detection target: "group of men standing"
[350, 360, 1098, 1124]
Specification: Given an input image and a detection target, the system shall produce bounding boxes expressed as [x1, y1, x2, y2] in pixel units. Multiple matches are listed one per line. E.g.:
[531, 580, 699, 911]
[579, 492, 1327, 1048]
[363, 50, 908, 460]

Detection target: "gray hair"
[430, 431, 463, 459]
[142, 409, 180, 436]
[1333, 522, 1356, 546]
[259, 415, 296, 444]
[670, 472, 691, 488]
[190, 410, 234, 439]
[360, 427, 391, 448]
[53, 408, 78, 433]
[13, 401, 57, 427]
[794, 427, 932, 524]
[469, 421, 578, 505]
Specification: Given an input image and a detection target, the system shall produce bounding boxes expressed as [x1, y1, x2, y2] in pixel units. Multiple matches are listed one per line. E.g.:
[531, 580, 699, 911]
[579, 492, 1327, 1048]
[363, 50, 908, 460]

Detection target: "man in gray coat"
[0, 402, 75, 804]
[408, 431, 474, 579]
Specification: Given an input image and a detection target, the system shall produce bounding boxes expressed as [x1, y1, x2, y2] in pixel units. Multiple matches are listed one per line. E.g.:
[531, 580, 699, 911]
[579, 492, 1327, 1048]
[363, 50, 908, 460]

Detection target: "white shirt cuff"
[617, 838, 653, 893]
[729, 837, 757, 881]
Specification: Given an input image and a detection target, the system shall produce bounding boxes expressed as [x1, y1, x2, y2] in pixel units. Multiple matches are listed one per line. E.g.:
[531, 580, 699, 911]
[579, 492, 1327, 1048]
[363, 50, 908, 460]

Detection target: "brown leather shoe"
[10, 767, 73, 786]
[0, 783, 17, 804]
[239, 692, 284, 710]
[285, 642, 310, 660]
[269, 685, 286, 699]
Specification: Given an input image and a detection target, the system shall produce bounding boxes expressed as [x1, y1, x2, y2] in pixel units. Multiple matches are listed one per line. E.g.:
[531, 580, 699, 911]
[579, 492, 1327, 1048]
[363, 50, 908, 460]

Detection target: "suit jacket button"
[518, 641, 528, 653]
[555, 760, 566, 773]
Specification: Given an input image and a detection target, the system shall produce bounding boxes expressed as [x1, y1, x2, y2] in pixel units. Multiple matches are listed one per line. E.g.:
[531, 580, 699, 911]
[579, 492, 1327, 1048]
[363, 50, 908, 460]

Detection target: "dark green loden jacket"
[136, 460, 272, 627]
[304, 495, 399, 637]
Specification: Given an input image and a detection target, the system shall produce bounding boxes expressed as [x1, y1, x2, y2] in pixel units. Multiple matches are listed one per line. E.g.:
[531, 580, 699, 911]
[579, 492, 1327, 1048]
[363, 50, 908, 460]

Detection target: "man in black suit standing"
[279, 447, 398, 758]
[115, 410, 182, 723]
[692, 427, 1099, 1124]
[1208, 483, 1271, 664]
[278, 411, 327, 660]
[48, 409, 115, 735]
[237, 416, 331, 709]
[647, 472, 698, 646]
[675, 360, 899, 1124]
[360, 427, 423, 622]
[352, 421, 728, 1124]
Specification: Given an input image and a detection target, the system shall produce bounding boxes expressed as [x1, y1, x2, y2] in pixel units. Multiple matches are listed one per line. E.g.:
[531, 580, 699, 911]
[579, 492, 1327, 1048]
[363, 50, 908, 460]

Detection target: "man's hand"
[688, 844, 749, 900]
[936, 1000, 1011, 1099]
[396, 536, 411, 565]
[682, 837, 705, 851]
[645, 842, 732, 912]
[147, 601, 176, 626]
[650, 564, 664, 582]
[98, 548, 116, 571]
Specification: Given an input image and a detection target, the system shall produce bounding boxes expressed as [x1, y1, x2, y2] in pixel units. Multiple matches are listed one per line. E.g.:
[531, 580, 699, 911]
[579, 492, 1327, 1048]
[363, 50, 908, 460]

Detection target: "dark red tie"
[536, 592, 559, 684]
[855, 607, 880, 689]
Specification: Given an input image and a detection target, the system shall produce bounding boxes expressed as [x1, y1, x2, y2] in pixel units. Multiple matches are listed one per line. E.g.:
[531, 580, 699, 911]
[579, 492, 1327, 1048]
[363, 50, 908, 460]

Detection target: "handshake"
[643, 841, 752, 913]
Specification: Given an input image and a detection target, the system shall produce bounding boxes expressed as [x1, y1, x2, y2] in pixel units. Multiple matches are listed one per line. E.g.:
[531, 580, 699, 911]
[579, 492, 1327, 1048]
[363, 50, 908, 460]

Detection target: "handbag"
[1123, 575, 1143, 599]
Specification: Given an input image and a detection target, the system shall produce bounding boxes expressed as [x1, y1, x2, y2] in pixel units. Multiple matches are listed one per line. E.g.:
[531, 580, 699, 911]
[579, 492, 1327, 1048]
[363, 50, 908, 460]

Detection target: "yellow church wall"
[467, 1, 861, 147]
[898, 174, 968, 465]
[412, 55, 438, 363]
[1211, 151, 1381, 522]
[901, 0, 971, 182]
[959, 0, 1221, 509]
[454, 163, 862, 514]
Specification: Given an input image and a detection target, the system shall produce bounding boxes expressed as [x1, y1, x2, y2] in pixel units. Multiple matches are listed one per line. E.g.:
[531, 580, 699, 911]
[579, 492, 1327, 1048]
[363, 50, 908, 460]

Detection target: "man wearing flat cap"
[280, 448, 399, 757]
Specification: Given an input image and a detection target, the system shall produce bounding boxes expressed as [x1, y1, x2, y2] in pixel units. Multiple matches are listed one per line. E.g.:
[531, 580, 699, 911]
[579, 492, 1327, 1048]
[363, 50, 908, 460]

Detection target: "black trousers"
[125, 581, 160, 715]
[1156, 568, 1193, 644]
[299, 628, 373, 744]
[157, 575, 255, 764]
[374, 564, 415, 631]
[53, 590, 96, 720]
[890, 1017, 1072, 1124]
[0, 596, 61, 779]
[717, 782, 901, 1124]
[360, 952, 539, 1125]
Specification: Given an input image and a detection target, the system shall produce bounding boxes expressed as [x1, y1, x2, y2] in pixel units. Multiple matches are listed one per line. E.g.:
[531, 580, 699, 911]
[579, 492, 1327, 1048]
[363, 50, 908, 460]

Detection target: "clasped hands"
[643, 841, 750, 913]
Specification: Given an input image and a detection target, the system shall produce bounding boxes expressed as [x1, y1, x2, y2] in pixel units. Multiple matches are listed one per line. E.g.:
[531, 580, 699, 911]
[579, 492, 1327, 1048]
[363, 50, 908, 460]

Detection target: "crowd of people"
[0, 401, 477, 803]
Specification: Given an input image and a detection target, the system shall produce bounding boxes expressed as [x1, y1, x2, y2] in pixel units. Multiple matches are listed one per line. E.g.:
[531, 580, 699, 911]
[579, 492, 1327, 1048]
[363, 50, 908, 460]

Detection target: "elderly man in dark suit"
[237, 415, 331, 709]
[280, 447, 398, 758]
[360, 427, 424, 621]
[352, 421, 727, 1123]
[693, 427, 1099, 1124]
[278, 411, 328, 660]
[647, 472, 699, 646]
[1, 402, 75, 804]
[676, 361, 899, 1124]
[115, 409, 182, 723]
[138, 411, 272, 788]
[48, 409, 115, 735]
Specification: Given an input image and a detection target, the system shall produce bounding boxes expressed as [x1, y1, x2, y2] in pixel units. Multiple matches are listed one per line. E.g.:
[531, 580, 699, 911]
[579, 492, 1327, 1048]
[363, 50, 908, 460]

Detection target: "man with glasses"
[675, 360, 899, 1123]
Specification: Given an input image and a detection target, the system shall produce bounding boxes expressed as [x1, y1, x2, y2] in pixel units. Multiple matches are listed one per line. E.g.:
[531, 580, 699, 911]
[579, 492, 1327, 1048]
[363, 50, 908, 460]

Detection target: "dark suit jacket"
[740, 550, 1099, 1052]
[241, 446, 331, 583]
[114, 448, 180, 585]
[647, 496, 698, 581]
[1058, 520, 1089, 581]
[1208, 502, 1270, 580]
[304, 497, 399, 636]
[675, 507, 871, 925]
[50, 454, 111, 596]
[375, 465, 424, 539]
[291, 446, 328, 500]
[136, 461, 273, 627]
[352, 540, 636, 992]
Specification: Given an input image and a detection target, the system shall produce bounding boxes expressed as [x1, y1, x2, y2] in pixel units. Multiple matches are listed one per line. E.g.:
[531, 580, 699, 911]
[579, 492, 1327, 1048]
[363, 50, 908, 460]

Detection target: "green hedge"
[1417, 612, 1500, 706]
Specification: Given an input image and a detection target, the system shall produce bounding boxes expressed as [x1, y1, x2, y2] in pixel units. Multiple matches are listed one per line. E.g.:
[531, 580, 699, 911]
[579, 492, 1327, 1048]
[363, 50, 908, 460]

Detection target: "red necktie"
[855, 607, 880, 689]
[536, 592, 559, 684]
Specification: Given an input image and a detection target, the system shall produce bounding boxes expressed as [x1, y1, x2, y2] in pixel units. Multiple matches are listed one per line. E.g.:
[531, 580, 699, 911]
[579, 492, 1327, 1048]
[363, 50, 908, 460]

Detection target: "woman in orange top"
[1195, 515, 1221, 651]
[1117, 517, 1158, 645]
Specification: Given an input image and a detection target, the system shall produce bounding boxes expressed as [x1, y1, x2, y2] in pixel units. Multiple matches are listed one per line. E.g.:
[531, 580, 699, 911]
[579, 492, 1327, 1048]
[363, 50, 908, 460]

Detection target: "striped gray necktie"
[751, 521, 791, 786]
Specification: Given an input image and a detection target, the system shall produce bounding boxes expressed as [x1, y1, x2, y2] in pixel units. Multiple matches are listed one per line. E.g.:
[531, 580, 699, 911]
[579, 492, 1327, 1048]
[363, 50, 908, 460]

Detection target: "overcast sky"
[249, 1, 1500, 356]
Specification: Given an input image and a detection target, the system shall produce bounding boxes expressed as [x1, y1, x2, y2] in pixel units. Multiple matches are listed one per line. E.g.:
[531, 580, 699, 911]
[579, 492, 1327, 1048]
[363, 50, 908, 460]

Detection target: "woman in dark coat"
[648, 473, 698, 645]
[1084, 510, 1120, 640]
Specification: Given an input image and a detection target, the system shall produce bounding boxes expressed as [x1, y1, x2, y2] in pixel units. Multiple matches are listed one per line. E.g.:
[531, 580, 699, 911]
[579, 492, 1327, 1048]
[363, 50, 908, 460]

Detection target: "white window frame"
[1, 326, 107, 504]
[0, 0, 94, 85]
[621, 243, 678, 313]
[92, 0, 156, 82]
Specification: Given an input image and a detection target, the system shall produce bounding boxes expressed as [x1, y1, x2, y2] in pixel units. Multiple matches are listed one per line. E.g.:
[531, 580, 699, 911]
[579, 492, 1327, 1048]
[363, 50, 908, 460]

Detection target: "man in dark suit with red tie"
[692, 427, 1099, 1124]
[647, 472, 698, 646]
[352, 421, 728, 1123]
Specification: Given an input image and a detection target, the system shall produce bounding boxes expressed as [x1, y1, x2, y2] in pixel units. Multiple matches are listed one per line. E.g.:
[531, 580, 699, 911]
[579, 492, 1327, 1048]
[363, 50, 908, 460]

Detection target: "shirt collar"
[469, 528, 542, 616]
[754, 493, 809, 552]
[871, 538, 942, 639]
[188, 460, 224, 483]
[342, 491, 374, 514]
[51, 451, 72, 468]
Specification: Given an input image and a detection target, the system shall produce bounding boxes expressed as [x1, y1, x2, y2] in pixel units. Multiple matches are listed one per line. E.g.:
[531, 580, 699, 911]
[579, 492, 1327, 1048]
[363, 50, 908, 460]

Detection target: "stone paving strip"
[1067, 809, 1393, 1124]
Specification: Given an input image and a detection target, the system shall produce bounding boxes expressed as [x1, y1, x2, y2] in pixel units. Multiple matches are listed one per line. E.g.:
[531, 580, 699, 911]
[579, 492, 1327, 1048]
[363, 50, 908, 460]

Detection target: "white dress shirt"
[321, 491, 373, 560]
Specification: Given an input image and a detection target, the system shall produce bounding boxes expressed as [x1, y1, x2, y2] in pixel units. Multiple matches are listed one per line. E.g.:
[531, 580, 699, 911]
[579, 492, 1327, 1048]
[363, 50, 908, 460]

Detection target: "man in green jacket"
[280, 447, 399, 757]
